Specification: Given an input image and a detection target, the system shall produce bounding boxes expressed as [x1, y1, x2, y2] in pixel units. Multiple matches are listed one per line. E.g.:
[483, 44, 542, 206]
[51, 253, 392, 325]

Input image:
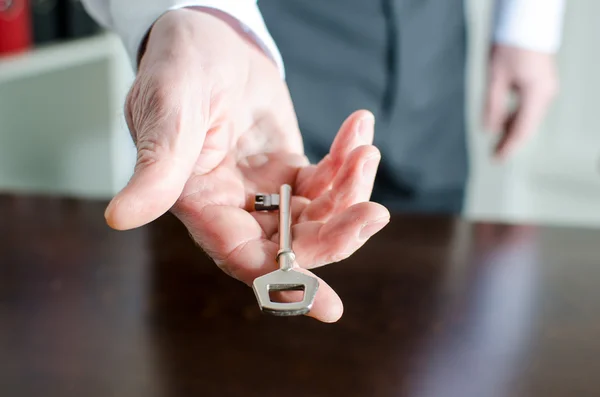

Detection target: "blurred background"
[0, 0, 599, 227]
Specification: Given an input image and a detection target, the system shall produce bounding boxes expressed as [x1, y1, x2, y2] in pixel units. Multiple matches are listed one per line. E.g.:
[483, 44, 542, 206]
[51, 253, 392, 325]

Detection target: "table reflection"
[409, 224, 540, 397]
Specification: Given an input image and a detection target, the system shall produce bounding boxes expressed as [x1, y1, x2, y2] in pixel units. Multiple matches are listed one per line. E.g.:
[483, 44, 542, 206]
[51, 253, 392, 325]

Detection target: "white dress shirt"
[494, 0, 565, 53]
[81, 0, 566, 75]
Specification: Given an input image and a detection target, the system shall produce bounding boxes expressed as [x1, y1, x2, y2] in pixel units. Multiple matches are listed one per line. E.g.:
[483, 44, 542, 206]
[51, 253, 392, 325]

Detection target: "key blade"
[252, 269, 319, 316]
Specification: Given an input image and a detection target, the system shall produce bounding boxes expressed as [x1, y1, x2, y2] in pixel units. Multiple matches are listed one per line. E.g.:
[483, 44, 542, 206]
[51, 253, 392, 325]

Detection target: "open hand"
[104, 8, 390, 322]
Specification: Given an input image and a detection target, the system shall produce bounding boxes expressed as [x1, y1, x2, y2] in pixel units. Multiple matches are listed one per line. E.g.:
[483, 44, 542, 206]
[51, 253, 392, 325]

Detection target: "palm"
[172, 102, 388, 322]
[173, 115, 328, 279]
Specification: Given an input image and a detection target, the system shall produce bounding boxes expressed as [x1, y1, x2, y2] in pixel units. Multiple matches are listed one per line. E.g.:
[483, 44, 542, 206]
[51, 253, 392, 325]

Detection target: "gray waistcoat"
[261, 0, 468, 210]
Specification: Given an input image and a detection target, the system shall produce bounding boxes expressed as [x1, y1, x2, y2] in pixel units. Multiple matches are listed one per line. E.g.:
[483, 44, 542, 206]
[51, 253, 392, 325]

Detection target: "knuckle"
[129, 64, 213, 136]
[135, 140, 162, 170]
[131, 70, 177, 127]
[142, 74, 172, 112]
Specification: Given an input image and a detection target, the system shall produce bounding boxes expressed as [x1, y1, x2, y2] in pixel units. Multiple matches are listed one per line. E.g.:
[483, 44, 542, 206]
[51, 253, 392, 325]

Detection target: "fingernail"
[246, 154, 269, 168]
[358, 114, 375, 143]
[362, 153, 380, 177]
[359, 218, 389, 240]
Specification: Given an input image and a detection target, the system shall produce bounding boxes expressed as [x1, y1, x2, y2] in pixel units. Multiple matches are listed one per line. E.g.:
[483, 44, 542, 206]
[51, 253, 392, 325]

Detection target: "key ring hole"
[268, 285, 305, 303]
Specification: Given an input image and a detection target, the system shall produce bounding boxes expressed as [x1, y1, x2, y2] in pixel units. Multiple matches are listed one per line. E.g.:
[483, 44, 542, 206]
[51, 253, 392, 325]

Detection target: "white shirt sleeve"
[493, 0, 566, 53]
[80, 0, 284, 76]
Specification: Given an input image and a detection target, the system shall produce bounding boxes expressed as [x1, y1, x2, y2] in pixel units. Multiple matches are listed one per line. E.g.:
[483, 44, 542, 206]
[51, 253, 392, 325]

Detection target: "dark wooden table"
[1, 194, 599, 397]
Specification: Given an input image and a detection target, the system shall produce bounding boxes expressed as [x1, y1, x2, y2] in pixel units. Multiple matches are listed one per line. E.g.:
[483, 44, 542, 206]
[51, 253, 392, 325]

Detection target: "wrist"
[139, 8, 246, 70]
[138, 7, 280, 75]
[188, 7, 273, 58]
[491, 44, 557, 61]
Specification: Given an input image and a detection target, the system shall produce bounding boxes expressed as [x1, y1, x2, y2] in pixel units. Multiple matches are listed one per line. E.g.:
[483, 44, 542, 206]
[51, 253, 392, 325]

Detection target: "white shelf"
[0, 32, 121, 84]
[0, 30, 136, 199]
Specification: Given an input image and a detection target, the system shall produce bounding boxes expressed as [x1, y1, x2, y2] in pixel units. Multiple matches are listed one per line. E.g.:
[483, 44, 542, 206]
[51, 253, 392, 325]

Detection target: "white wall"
[465, 0, 600, 227]
[0, 34, 135, 199]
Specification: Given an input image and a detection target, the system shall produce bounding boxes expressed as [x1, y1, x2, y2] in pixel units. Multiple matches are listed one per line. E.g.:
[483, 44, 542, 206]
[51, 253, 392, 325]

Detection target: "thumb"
[105, 72, 209, 230]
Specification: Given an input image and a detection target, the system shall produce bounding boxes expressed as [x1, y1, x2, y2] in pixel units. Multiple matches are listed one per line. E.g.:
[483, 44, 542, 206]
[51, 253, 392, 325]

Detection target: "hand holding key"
[121, 109, 388, 321]
[170, 110, 389, 322]
[104, 12, 390, 321]
[101, 9, 388, 322]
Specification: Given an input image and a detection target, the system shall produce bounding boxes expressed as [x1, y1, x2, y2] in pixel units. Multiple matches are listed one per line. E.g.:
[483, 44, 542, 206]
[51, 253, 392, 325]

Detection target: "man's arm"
[81, 0, 284, 75]
[485, 0, 566, 159]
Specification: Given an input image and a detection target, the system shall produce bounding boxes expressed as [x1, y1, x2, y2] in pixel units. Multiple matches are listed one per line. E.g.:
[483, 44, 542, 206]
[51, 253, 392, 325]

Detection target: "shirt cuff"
[493, 0, 566, 53]
[110, 0, 284, 78]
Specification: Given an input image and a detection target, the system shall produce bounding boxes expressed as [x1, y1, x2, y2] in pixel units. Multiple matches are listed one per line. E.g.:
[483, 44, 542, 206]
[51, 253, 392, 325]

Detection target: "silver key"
[252, 184, 319, 316]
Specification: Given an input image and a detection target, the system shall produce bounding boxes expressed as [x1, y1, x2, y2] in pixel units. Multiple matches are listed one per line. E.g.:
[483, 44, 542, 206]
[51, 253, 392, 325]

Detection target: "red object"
[0, 0, 32, 56]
